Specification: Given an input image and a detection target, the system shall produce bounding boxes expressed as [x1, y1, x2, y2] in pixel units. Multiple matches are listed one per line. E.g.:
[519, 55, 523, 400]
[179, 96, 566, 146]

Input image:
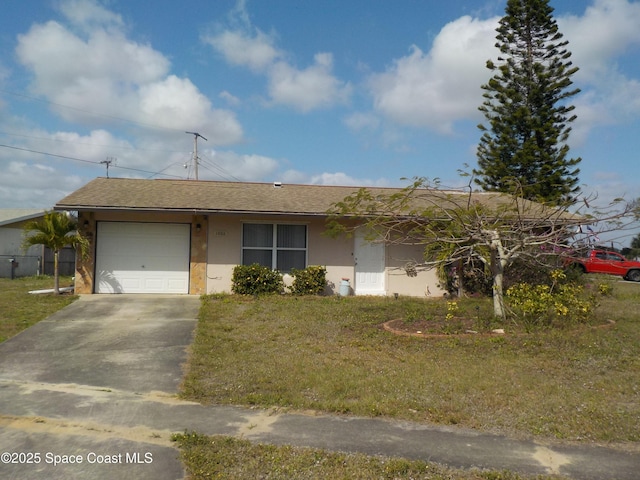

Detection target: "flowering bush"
[290, 266, 327, 295]
[231, 264, 284, 295]
[506, 270, 599, 329]
[597, 282, 613, 296]
[445, 301, 458, 321]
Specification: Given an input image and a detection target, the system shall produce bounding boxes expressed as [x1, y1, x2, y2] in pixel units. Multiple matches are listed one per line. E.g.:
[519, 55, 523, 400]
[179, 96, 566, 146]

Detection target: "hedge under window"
[242, 223, 307, 273]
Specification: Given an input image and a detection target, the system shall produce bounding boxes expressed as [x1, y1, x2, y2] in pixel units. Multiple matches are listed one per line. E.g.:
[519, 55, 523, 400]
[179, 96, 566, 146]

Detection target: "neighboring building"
[0, 209, 76, 278]
[0, 209, 45, 278]
[55, 177, 545, 296]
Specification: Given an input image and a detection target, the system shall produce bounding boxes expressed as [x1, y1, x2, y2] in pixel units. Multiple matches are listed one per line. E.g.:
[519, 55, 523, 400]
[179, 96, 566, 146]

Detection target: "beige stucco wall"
[386, 243, 445, 298]
[307, 219, 354, 294]
[205, 214, 445, 298]
[75, 210, 445, 298]
[205, 215, 355, 295]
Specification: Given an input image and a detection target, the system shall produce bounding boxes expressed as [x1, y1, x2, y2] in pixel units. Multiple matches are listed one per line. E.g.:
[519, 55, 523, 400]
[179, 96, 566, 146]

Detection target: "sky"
[0, 0, 639, 244]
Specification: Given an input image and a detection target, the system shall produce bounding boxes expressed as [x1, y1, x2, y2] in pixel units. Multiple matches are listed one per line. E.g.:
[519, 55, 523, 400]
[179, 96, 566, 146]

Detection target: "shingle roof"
[54, 177, 575, 221]
[0, 209, 46, 227]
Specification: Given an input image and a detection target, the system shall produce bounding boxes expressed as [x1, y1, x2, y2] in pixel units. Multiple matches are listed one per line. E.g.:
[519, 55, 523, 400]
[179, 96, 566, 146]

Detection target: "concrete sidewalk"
[0, 296, 638, 479]
[1, 380, 638, 480]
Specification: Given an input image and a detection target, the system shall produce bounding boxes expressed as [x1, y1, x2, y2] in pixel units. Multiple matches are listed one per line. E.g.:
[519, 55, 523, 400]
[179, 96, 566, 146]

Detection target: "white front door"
[354, 229, 386, 295]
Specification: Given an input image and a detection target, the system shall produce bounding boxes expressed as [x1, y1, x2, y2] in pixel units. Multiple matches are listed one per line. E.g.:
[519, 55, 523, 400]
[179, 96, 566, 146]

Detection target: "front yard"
[3, 275, 638, 479]
[182, 283, 640, 444]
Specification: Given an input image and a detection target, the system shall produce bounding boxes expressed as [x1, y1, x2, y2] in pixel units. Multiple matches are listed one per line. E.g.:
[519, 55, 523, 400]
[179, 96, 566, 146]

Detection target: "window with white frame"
[242, 223, 307, 273]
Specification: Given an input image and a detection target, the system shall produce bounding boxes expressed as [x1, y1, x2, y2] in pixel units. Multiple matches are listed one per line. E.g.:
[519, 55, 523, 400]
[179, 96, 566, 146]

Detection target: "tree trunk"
[53, 249, 60, 295]
[488, 230, 506, 320]
[492, 256, 505, 320]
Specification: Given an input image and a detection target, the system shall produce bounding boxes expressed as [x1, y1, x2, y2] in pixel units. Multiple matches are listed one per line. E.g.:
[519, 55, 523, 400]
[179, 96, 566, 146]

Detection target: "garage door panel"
[143, 279, 166, 292]
[120, 277, 143, 292]
[95, 222, 190, 294]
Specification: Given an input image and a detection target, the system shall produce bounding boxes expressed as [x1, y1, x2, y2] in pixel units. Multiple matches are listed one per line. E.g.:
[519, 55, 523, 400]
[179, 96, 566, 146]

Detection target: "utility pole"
[185, 132, 207, 180]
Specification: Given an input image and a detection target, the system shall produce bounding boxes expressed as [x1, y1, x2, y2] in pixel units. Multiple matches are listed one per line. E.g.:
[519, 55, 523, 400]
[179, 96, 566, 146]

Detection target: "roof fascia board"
[53, 205, 332, 217]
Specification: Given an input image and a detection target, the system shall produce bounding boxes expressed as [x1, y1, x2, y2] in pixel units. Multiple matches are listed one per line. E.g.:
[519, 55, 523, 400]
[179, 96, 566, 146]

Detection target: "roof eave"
[53, 204, 332, 217]
[0, 211, 47, 227]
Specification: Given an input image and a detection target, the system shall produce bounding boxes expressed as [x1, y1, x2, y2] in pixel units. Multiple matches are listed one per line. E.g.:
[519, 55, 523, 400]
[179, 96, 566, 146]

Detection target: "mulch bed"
[383, 317, 615, 338]
[383, 317, 505, 338]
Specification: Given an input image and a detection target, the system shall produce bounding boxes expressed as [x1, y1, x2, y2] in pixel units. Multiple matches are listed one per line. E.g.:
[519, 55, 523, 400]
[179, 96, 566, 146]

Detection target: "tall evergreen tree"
[474, 0, 581, 206]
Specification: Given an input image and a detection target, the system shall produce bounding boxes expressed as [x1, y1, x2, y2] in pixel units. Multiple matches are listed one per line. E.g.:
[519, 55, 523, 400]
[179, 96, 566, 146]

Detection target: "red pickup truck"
[566, 249, 640, 282]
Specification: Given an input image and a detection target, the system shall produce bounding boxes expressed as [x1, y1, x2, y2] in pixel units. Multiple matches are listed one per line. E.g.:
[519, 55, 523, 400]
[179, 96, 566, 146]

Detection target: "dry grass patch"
[172, 432, 561, 480]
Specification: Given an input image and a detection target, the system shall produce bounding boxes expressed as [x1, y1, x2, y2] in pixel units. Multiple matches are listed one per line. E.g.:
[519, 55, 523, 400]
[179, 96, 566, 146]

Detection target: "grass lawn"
[0, 276, 77, 343]
[178, 279, 640, 478]
[171, 432, 549, 480]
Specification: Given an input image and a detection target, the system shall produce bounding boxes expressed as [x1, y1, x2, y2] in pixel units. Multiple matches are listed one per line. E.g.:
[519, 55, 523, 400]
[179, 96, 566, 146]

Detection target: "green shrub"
[290, 265, 327, 295]
[506, 270, 599, 330]
[438, 260, 493, 297]
[231, 264, 284, 295]
[504, 257, 558, 290]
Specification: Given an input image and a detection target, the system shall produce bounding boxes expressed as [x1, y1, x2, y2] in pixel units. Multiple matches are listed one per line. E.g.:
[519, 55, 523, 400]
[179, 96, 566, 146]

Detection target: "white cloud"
[280, 170, 391, 187]
[555, 0, 640, 138]
[15, 0, 243, 145]
[560, 0, 640, 81]
[196, 150, 280, 182]
[268, 53, 352, 112]
[0, 161, 85, 208]
[17, 23, 169, 96]
[58, 0, 124, 32]
[204, 29, 281, 72]
[138, 76, 242, 143]
[309, 172, 369, 186]
[365, 0, 640, 139]
[219, 90, 241, 106]
[367, 15, 497, 133]
[47, 129, 130, 158]
[205, 4, 351, 112]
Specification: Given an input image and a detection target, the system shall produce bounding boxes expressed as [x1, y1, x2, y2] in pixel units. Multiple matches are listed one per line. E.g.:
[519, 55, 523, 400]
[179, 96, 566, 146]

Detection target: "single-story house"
[0, 209, 75, 278]
[54, 177, 557, 296]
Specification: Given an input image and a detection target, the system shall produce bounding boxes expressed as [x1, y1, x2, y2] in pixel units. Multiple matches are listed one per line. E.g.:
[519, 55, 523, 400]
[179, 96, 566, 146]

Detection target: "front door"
[354, 229, 385, 295]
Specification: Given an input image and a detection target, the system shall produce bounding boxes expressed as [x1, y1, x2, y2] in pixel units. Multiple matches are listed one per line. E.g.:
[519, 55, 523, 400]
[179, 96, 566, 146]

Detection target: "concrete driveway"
[0, 295, 200, 480]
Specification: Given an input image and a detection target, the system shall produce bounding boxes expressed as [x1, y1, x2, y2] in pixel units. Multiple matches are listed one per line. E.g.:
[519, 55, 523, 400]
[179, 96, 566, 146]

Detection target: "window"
[607, 253, 623, 262]
[242, 223, 307, 273]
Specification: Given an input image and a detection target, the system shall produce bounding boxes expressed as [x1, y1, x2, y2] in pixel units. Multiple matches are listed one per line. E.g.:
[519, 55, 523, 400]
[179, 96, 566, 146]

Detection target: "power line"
[198, 154, 243, 182]
[148, 155, 192, 179]
[197, 160, 234, 181]
[0, 143, 184, 179]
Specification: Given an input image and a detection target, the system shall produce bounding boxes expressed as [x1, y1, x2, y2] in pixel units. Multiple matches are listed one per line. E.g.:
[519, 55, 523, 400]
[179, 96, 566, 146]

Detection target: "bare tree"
[327, 177, 639, 319]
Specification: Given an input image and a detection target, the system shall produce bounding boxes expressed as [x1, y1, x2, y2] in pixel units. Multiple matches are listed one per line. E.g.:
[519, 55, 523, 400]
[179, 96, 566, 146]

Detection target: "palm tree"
[22, 211, 89, 294]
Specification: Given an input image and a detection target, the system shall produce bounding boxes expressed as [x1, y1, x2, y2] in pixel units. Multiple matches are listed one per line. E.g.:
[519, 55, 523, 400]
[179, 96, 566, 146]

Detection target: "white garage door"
[95, 222, 190, 294]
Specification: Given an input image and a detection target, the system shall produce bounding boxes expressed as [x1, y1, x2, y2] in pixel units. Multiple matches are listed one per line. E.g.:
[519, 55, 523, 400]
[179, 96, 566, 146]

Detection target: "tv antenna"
[101, 157, 116, 178]
[185, 132, 207, 180]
